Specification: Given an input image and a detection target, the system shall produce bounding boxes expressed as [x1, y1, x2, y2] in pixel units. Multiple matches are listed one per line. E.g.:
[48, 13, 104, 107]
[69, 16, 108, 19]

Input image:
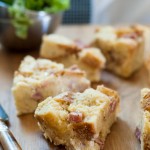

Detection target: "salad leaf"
[25, 0, 45, 11]
[9, 0, 32, 39]
[44, 0, 70, 13]
[25, 0, 70, 13]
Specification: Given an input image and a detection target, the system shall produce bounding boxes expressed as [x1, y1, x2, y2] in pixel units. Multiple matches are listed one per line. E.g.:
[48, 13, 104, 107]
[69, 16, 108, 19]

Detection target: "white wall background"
[91, 0, 150, 24]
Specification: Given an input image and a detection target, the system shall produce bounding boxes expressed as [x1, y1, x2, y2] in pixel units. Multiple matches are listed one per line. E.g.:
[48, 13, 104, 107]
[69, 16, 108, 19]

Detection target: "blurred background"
[0, 0, 150, 51]
[63, 0, 150, 24]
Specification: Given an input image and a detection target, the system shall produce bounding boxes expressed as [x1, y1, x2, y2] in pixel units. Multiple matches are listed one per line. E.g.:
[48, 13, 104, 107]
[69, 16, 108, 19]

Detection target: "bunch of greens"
[25, 0, 70, 13]
[1, 0, 70, 39]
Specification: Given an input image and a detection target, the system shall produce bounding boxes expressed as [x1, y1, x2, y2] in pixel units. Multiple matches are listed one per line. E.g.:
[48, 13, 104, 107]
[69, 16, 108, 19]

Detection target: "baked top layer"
[13, 56, 64, 84]
[79, 47, 106, 69]
[40, 34, 81, 59]
[94, 25, 143, 46]
[35, 85, 120, 150]
[13, 56, 89, 85]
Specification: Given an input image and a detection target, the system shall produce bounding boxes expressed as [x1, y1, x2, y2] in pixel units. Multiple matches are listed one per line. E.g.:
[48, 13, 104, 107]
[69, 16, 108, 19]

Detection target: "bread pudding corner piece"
[138, 88, 150, 150]
[55, 47, 106, 82]
[39, 34, 106, 82]
[93, 26, 144, 77]
[78, 47, 106, 82]
[40, 34, 81, 59]
[12, 56, 90, 115]
[79, 48, 106, 69]
[35, 85, 120, 150]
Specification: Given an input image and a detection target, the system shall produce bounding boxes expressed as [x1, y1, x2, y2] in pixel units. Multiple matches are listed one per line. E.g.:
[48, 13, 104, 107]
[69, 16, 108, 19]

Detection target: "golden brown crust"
[40, 34, 82, 59]
[57, 43, 81, 54]
[72, 122, 96, 140]
[55, 69, 86, 77]
[79, 49, 105, 68]
[143, 137, 150, 150]
[14, 71, 33, 77]
[79, 53, 100, 68]
[97, 85, 119, 99]
[54, 92, 74, 104]
[116, 26, 144, 38]
[142, 111, 150, 150]
[140, 89, 150, 150]
[141, 89, 150, 111]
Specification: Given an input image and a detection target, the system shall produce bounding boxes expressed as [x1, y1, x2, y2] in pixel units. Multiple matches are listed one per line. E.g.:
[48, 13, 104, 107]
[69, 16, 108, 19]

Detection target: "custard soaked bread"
[139, 88, 150, 150]
[35, 85, 120, 150]
[12, 56, 90, 115]
[93, 26, 144, 77]
[40, 34, 106, 82]
[40, 34, 81, 59]
[56, 48, 106, 82]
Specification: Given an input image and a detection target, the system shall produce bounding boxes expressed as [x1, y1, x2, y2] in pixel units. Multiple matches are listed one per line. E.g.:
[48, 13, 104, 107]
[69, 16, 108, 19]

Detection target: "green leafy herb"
[8, 0, 32, 39]
[25, 0, 70, 13]
[3, 0, 70, 39]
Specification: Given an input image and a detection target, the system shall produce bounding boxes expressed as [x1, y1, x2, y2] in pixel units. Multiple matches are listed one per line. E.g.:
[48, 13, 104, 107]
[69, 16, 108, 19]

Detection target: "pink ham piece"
[135, 127, 141, 142]
[94, 138, 104, 149]
[74, 39, 90, 49]
[109, 100, 117, 113]
[54, 92, 74, 103]
[121, 33, 138, 39]
[31, 91, 43, 102]
[68, 112, 83, 123]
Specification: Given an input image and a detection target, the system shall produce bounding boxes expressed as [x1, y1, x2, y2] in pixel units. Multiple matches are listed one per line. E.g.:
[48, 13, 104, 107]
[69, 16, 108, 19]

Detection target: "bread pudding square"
[137, 88, 150, 150]
[141, 111, 150, 150]
[12, 56, 90, 115]
[78, 48, 106, 69]
[42, 46, 106, 82]
[93, 26, 144, 77]
[40, 33, 106, 82]
[78, 48, 106, 82]
[35, 85, 120, 150]
[40, 34, 81, 59]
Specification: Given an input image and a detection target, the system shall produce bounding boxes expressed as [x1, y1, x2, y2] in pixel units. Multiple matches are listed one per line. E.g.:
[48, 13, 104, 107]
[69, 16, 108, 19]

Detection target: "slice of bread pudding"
[40, 34, 81, 59]
[141, 111, 150, 150]
[56, 48, 106, 82]
[93, 25, 144, 77]
[35, 85, 120, 150]
[12, 56, 90, 115]
[136, 88, 150, 150]
[40, 34, 106, 82]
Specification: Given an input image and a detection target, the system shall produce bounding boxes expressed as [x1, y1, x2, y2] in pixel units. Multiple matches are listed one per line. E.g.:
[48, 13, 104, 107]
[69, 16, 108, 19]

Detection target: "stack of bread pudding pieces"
[11, 25, 146, 150]
[40, 34, 106, 82]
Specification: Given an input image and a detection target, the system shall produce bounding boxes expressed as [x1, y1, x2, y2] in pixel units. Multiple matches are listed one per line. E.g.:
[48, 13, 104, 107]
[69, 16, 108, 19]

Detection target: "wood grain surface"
[0, 25, 149, 150]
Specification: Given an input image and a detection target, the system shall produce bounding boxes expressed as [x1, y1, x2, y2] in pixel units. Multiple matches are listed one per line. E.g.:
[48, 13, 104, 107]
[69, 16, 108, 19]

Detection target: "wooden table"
[0, 25, 149, 150]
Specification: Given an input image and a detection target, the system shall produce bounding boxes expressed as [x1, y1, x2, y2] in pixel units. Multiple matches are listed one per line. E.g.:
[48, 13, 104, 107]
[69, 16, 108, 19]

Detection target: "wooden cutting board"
[0, 25, 149, 150]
